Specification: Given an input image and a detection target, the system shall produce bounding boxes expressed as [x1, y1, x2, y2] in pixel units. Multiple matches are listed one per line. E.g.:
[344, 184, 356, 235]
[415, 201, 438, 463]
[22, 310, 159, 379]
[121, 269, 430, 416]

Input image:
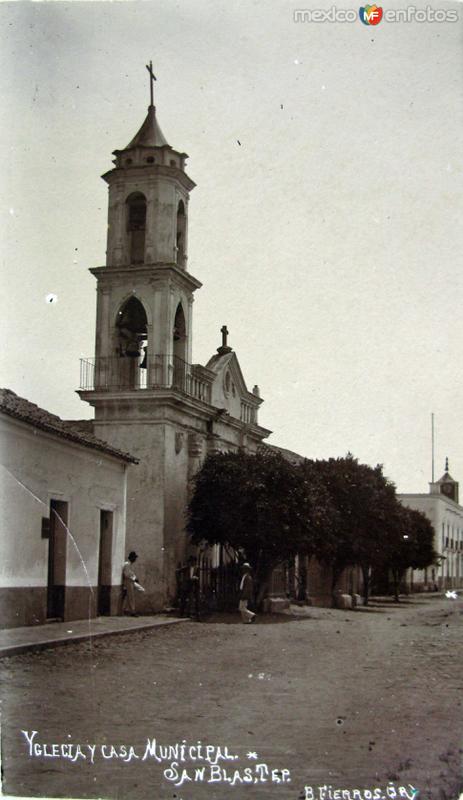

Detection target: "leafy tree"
[187, 450, 436, 610]
[385, 506, 438, 601]
[187, 449, 334, 606]
[307, 455, 401, 605]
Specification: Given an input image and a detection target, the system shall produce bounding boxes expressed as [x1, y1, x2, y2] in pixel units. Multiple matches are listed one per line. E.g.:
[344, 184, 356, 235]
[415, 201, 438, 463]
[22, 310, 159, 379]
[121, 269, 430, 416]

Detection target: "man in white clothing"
[239, 563, 256, 624]
[122, 551, 139, 616]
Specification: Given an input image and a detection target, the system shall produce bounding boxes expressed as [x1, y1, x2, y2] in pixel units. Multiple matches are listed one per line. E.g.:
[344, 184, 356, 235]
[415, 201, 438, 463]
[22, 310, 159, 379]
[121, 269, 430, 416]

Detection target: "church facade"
[78, 92, 271, 611]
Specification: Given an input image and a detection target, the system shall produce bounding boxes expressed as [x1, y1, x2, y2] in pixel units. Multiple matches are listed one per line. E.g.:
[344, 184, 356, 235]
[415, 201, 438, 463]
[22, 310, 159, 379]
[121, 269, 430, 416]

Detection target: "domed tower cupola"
[103, 63, 195, 269]
[430, 457, 459, 503]
[112, 103, 189, 172]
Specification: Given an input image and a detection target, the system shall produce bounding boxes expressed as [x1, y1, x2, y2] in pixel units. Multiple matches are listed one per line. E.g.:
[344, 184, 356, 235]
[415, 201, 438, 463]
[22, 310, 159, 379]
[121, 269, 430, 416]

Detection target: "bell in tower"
[116, 296, 147, 358]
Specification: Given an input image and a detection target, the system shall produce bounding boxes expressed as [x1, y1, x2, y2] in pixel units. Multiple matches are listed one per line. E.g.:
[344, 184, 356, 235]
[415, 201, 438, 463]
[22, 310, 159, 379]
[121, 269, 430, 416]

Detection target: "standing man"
[122, 551, 140, 616]
[239, 563, 256, 624]
[178, 556, 201, 619]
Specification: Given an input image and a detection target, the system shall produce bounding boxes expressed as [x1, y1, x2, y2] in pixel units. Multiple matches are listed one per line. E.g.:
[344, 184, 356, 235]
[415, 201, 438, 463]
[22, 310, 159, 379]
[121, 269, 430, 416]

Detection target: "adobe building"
[0, 389, 136, 628]
[78, 82, 271, 612]
[398, 459, 463, 590]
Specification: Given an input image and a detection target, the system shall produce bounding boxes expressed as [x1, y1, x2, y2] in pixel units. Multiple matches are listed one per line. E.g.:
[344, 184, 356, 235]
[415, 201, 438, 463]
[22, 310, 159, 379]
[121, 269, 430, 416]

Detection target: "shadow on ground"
[198, 611, 306, 624]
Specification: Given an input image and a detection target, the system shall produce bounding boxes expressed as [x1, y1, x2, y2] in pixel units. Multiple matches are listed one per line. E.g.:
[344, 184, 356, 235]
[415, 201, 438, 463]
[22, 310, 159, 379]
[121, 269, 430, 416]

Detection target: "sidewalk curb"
[0, 617, 188, 659]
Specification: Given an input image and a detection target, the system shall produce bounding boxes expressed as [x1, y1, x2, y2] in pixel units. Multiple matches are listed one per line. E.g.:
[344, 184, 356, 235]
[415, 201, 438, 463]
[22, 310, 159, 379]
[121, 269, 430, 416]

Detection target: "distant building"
[0, 389, 136, 627]
[398, 460, 463, 590]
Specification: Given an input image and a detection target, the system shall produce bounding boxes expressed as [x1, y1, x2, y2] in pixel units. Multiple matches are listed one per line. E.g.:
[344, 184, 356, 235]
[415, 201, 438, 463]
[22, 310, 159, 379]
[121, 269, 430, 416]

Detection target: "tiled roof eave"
[0, 404, 138, 464]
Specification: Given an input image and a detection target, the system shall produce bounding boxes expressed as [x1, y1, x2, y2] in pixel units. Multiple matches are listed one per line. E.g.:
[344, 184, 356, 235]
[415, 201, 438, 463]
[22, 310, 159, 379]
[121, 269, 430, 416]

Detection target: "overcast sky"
[1, 0, 462, 493]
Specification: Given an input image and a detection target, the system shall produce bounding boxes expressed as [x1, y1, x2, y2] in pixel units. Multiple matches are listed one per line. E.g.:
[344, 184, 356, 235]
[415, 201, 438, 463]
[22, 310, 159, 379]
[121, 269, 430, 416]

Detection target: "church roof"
[0, 389, 138, 464]
[434, 458, 457, 486]
[206, 349, 235, 372]
[264, 443, 307, 465]
[436, 470, 457, 485]
[125, 105, 170, 149]
[436, 471, 457, 485]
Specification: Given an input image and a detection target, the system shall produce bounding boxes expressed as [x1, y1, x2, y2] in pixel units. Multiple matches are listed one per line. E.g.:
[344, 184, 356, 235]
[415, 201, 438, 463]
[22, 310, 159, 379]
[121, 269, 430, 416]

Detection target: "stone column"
[145, 186, 156, 263]
[187, 296, 194, 364]
[183, 195, 190, 270]
[108, 187, 126, 266]
[94, 286, 112, 389]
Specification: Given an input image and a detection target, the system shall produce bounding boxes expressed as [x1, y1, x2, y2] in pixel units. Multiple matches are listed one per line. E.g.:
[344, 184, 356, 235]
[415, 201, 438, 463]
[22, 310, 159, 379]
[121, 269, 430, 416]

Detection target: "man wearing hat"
[239, 563, 256, 624]
[122, 551, 141, 616]
[177, 555, 201, 619]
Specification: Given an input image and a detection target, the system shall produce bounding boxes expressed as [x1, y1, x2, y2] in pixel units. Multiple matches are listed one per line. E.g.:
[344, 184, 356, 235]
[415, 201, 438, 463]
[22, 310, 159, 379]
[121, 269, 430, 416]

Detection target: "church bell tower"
[89, 62, 201, 392]
[79, 65, 270, 612]
[78, 66, 209, 611]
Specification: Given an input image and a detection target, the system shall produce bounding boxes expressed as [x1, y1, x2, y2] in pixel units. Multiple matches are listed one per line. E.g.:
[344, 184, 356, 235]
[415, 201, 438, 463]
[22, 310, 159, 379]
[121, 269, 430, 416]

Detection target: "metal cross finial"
[221, 325, 229, 349]
[445, 456, 449, 472]
[146, 61, 157, 106]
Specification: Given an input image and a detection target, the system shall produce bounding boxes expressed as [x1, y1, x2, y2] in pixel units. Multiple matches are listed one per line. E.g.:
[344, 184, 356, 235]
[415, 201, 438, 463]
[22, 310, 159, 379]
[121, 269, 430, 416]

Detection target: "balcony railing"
[79, 355, 212, 404]
[240, 400, 257, 425]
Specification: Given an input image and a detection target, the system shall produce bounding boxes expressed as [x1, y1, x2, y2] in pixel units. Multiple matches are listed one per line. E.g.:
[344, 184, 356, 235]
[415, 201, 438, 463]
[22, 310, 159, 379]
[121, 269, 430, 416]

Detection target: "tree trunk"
[392, 569, 400, 602]
[255, 566, 275, 611]
[331, 564, 341, 608]
[392, 569, 405, 602]
[361, 564, 370, 606]
[256, 578, 269, 611]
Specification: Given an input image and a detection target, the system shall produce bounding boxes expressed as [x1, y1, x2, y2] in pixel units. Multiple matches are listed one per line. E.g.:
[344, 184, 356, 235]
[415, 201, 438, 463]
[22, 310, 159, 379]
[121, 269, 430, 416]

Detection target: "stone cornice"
[78, 388, 225, 424]
[89, 263, 202, 292]
[242, 392, 264, 408]
[191, 363, 216, 385]
[102, 164, 196, 193]
[216, 415, 272, 440]
[77, 389, 271, 441]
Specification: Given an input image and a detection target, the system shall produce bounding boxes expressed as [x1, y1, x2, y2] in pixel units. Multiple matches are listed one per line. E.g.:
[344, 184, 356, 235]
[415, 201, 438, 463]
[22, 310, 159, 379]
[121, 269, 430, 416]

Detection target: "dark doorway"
[98, 510, 113, 615]
[47, 500, 68, 620]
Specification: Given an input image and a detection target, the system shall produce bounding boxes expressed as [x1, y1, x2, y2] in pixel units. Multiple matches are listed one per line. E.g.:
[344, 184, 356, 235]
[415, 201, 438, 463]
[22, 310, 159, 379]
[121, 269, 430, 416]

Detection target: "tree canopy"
[384, 505, 438, 600]
[303, 455, 403, 602]
[187, 449, 334, 596]
[187, 449, 438, 606]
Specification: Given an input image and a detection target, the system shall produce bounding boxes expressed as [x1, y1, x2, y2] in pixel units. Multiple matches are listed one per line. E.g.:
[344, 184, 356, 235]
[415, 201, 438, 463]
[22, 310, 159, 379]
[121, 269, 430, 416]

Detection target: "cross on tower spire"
[146, 61, 156, 107]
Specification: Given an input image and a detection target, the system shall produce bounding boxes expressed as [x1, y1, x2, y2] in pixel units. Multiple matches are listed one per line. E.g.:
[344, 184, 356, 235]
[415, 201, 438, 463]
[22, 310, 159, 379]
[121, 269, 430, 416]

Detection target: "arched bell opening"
[176, 200, 186, 267]
[115, 296, 148, 388]
[126, 192, 147, 264]
[172, 303, 187, 389]
[173, 303, 187, 360]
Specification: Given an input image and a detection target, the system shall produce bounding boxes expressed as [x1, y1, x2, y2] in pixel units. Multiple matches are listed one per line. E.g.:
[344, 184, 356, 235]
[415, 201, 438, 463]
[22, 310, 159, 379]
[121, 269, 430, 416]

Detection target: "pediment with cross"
[205, 327, 263, 423]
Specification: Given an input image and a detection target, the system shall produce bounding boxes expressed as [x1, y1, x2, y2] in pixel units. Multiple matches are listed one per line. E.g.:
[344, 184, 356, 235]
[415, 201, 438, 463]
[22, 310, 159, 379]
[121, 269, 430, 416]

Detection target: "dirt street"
[1, 595, 462, 800]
